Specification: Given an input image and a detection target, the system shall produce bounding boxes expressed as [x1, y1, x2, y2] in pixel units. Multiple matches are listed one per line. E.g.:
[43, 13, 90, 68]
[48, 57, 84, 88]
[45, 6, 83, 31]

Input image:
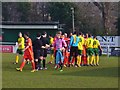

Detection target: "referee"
[41, 32, 49, 70]
[33, 33, 44, 70]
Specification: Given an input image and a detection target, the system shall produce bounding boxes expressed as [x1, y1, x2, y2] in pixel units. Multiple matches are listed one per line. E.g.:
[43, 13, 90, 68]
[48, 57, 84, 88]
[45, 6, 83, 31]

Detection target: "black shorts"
[17, 49, 24, 55]
[70, 46, 78, 57]
[43, 49, 47, 57]
[33, 50, 43, 59]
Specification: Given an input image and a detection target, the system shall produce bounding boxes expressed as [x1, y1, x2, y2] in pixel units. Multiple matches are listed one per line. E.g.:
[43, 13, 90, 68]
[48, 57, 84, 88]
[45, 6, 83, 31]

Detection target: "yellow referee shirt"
[50, 37, 54, 45]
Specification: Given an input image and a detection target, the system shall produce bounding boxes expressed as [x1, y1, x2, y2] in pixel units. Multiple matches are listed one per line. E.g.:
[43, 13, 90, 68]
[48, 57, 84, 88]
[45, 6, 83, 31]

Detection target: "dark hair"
[49, 34, 52, 36]
[24, 32, 30, 37]
[88, 34, 92, 37]
[79, 32, 82, 35]
[42, 32, 47, 35]
[93, 36, 96, 38]
[73, 31, 76, 35]
[37, 33, 41, 37]
[57, 31, 62, 34]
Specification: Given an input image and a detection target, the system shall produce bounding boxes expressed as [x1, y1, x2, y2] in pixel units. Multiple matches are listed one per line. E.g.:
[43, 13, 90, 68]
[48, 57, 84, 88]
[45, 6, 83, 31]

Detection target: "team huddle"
[14, 31, 102, 72]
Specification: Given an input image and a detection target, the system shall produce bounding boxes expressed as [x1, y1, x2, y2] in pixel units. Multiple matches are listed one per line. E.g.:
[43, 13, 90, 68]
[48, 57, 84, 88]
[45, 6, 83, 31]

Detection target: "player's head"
[86, 33, 88, 38]
[24, 32, 29, 39]
[81, 33, 84, 37]
[64, 33, 67, 38]
[61, 35, 64, 39]
[88, 34, 92, 38]
[73, 31, 79, 36]
[82, 34, 85, 37]
[58, 31, 62, 35]
[73, 31, 76, 35]
[69, 32, 73, 37]
[57, 31, 62, 36]
[18, 32, 22, 37]
[49, 34, 52, 38]
[70, 32, 73, 35]
[42, 32, 47, 37]
[93, 36, 97, 39]
[56, 31, 61, 38]
[79, 32, 82, 36]
[36, 32, 41, 38]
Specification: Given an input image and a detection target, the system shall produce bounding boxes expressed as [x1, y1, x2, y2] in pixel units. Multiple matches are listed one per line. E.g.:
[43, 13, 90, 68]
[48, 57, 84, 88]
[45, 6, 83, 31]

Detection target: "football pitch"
[2, 53, 119, 88]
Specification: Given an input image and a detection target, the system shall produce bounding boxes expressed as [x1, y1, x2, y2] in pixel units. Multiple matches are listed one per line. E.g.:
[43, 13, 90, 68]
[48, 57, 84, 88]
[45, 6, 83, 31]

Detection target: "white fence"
[96, 36, 120, 55]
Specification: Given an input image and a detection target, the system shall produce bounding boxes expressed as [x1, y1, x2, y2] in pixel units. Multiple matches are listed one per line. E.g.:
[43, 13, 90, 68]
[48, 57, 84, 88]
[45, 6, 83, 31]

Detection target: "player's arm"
[18, 43, 22, 46]
[39, 40, 45, 49]
[18, 40, 24, 46]
[59, 39, 66, 51]
[82, 38, 85, 46]
[24, 45, 29, 51]
[45, 39, 50, 48]
[98, 46, 102, 51]
[98, 41, 102, 51]
[98, 45, 102, 51]
[62, 39, 67, 48]
[24, 39, 30, 51]
[18, 38, 24, 46]
[69, 36, 73, 47]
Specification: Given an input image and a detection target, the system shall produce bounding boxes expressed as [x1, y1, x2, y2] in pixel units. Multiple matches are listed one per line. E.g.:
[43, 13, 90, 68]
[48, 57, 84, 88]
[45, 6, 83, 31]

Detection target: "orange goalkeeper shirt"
[24, 38, 33, 56]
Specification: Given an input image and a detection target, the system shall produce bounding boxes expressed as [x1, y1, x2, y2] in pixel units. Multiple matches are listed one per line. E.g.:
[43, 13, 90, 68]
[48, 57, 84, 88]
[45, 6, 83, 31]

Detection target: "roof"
[2, 21, 59, 25]
[1, 21, 60, 29]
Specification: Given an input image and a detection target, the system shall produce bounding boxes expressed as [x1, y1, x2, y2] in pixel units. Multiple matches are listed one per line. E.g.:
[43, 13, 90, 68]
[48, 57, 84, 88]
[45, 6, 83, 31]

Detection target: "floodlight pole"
[71, 7, 75, 33]
[106, 32, 109, 58]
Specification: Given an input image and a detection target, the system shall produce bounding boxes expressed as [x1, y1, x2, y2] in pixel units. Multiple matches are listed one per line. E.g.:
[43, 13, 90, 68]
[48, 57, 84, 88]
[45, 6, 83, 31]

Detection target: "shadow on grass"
[53, 67, 119, 77]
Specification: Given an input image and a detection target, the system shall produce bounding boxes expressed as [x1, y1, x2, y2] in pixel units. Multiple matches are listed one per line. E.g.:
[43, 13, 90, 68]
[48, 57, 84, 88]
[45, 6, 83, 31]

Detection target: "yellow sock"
[96, 55, 99, 64]
[50, 55, 54, 62]
[78, 56, 81, 66]
[87, 56, 89, 65]
[15, 55, 19, 63]
[93, 56, 96, 65]
[90, 55, 94, 65]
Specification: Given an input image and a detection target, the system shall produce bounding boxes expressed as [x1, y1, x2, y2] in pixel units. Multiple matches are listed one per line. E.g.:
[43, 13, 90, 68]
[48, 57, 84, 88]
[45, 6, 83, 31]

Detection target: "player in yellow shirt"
[13, 32, 25, 64]
[48, 34, 54, 64]
[85, 34, 94, 66]
[77, 32, 85, 67]
[93, 36, 102, 66]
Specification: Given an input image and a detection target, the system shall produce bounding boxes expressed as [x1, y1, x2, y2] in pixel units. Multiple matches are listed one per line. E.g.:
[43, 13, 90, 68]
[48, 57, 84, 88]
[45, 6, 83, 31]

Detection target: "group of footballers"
[14, 30, 102, 72]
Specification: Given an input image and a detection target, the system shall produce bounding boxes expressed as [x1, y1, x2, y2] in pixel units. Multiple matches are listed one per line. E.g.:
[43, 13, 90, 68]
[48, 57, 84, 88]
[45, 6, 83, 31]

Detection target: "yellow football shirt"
[86, 37, 94, 48]
[18, 37, 25, 49]
[93, 39, 100, 48]
[78, 36, 84, 50]
[50, 37, 54, 45]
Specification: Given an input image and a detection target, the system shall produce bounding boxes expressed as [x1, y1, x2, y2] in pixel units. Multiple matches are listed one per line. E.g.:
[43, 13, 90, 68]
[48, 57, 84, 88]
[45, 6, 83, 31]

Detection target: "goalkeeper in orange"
[16, 32, 35, 72]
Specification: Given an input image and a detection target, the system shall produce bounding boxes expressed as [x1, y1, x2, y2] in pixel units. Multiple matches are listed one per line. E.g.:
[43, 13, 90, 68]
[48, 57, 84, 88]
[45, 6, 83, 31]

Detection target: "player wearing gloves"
[53, 31, 67, 72]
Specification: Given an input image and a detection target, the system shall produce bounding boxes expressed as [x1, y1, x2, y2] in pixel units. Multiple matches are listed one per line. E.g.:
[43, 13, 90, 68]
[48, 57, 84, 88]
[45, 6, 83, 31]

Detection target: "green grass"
[2, 53, 119, 88]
